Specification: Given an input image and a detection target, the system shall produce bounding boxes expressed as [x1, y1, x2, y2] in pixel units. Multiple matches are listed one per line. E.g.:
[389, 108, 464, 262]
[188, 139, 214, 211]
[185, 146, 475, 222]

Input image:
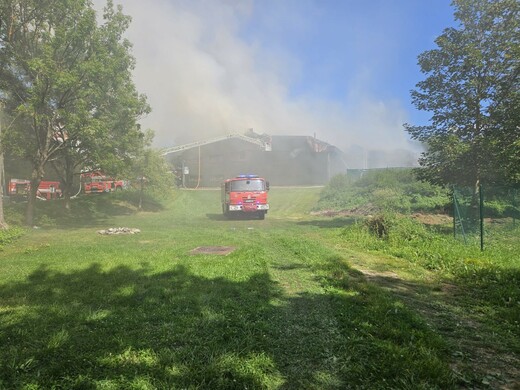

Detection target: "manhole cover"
[189, 246, 236, 255]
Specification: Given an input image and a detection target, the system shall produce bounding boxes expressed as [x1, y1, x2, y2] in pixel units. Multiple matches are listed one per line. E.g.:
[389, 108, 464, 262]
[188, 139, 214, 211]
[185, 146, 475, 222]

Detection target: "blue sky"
[100, 0, 458, 158]
[238, 0, 455, 124]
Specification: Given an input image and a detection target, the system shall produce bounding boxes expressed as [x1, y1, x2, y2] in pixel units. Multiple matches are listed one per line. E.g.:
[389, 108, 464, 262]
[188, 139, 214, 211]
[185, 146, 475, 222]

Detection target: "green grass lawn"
[0, 188, 517, 389]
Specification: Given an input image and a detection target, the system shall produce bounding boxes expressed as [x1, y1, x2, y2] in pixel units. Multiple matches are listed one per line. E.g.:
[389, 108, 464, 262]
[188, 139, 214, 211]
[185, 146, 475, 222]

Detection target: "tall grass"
[313, 169, 520, 387]
[340, 213, 520, 350]
[315, 169, 449, 214]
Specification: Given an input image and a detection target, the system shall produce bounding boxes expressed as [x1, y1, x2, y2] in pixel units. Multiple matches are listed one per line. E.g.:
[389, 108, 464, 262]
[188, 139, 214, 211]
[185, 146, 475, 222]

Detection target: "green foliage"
[0, 189, 457, 389]
[316, 169, 449, 213]
[0, 226, 24, 249]
[126, 145, 175, 211]
[115, 189, 165, 212]
[0, 0, 149, 223]
[405, 0, 520, 186]
[327, 280, 454, 388]
[2, 188, 169, 230]
[363, 213, 431, 243]
[2, 201, 25, 226]
[131, 145, 175, 197]
[341, 214, 520, 337]
[481, 187, 520, 218]
[365, 214, 392, 238]
[1, 187, 519, 387]
[34, 214, 57, 228]
[326, 172, 352, 191]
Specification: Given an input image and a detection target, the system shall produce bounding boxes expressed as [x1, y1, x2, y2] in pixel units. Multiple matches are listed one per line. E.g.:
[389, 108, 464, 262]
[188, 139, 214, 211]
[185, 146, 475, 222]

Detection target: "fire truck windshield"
[230, 179, 265, 191]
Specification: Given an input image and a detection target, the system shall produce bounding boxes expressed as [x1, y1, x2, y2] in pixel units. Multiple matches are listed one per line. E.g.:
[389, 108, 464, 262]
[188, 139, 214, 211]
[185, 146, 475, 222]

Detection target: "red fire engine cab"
[81, 172, 124, 194]
[221, 174, 270, 219]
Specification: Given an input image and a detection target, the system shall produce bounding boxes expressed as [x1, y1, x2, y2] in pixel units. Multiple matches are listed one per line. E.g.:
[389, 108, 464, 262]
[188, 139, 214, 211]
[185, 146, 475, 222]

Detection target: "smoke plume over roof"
[94, 0, 453, 166]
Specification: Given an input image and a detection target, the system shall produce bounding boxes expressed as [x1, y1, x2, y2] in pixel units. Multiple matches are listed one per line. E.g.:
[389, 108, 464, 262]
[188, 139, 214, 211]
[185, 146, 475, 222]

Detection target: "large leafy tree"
[405, 0, 520, 188]
[1, 0, 95, 225]
[49, 2, 150, 209]
[0, 0, 149, 223]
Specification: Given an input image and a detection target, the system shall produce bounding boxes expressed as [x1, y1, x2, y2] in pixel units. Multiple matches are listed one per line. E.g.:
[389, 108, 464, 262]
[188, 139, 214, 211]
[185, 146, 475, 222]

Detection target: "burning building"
[162, 132, 347, 187]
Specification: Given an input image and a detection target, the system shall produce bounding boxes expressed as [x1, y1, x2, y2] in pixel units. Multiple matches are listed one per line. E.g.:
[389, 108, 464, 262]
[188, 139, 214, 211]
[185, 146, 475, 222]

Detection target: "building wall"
[167, 137, 347, 187]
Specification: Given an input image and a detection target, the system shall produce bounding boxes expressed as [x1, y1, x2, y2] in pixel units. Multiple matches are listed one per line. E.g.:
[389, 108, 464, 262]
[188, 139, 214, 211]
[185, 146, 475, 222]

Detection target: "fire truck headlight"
[229, 205, 242, 211]
[257, 204, 269, 210]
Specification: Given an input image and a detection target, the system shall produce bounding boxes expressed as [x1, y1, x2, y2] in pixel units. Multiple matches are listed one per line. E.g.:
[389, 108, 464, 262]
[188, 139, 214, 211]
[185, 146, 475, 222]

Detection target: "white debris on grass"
[97, 227, 141, 235]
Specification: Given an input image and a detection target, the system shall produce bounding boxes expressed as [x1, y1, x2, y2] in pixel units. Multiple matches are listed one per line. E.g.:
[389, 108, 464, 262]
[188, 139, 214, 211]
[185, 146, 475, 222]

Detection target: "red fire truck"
[8, 179, 62, 200]
[81, 172, 124, 194]
[221, 174, 270, 219]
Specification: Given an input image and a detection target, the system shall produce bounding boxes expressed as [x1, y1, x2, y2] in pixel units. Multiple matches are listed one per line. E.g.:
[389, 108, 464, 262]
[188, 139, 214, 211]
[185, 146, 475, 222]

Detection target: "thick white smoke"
[94, 0, 430, 166]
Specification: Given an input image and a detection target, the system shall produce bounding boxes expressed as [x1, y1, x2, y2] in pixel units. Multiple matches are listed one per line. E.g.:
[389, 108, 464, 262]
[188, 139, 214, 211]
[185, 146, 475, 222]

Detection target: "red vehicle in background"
[221, 174, 269, 219]
[8, 179, 62, 200]
[80, 172, 124, 194]
[37, 180, 62, 200]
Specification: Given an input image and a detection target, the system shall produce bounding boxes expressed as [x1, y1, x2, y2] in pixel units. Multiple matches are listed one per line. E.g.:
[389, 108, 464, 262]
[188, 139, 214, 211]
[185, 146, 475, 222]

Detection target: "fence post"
[479, 184, 484, 251]
[514, 189, 517, 227]
[453, 186, 467, 244]
[453, 186, 456, 239]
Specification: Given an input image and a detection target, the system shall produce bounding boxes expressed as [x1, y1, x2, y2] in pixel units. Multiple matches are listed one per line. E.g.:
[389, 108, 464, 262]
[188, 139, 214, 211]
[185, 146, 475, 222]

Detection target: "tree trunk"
[138, 177, 143, 210]
[26, 166, 44, 226]
[50, 155, 78, 211]
[0, 107, 7, 229]
[468, 179, 481, 229]
[0, 151, 7, 230]
[62, 155, 74, 210]
[62, 165, 75, 211]
[63, 183, 72, 210]
[25, 186, 36, 227]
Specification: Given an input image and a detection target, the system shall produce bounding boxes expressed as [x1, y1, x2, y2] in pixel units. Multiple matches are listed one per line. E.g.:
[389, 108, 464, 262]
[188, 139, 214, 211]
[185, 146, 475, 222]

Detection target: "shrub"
[35, 214, 57, 228]
[0, 226, 25, 249]
[315, 169, 448, 214]
[365, 214, 391, 238]
[372, 188, 411, 213]
[364, 213, 429, 243]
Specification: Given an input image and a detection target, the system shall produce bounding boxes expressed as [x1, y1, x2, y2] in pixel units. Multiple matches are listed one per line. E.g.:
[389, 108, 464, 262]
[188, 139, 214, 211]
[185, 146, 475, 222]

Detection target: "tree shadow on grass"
[297, 217, 358, 229]
[205, 213, 227, 221]
[27, 194, 165, 229]
[0, 261, 456, 389]
[0, 264, 281, 388]
[349, 266, 520, 388]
